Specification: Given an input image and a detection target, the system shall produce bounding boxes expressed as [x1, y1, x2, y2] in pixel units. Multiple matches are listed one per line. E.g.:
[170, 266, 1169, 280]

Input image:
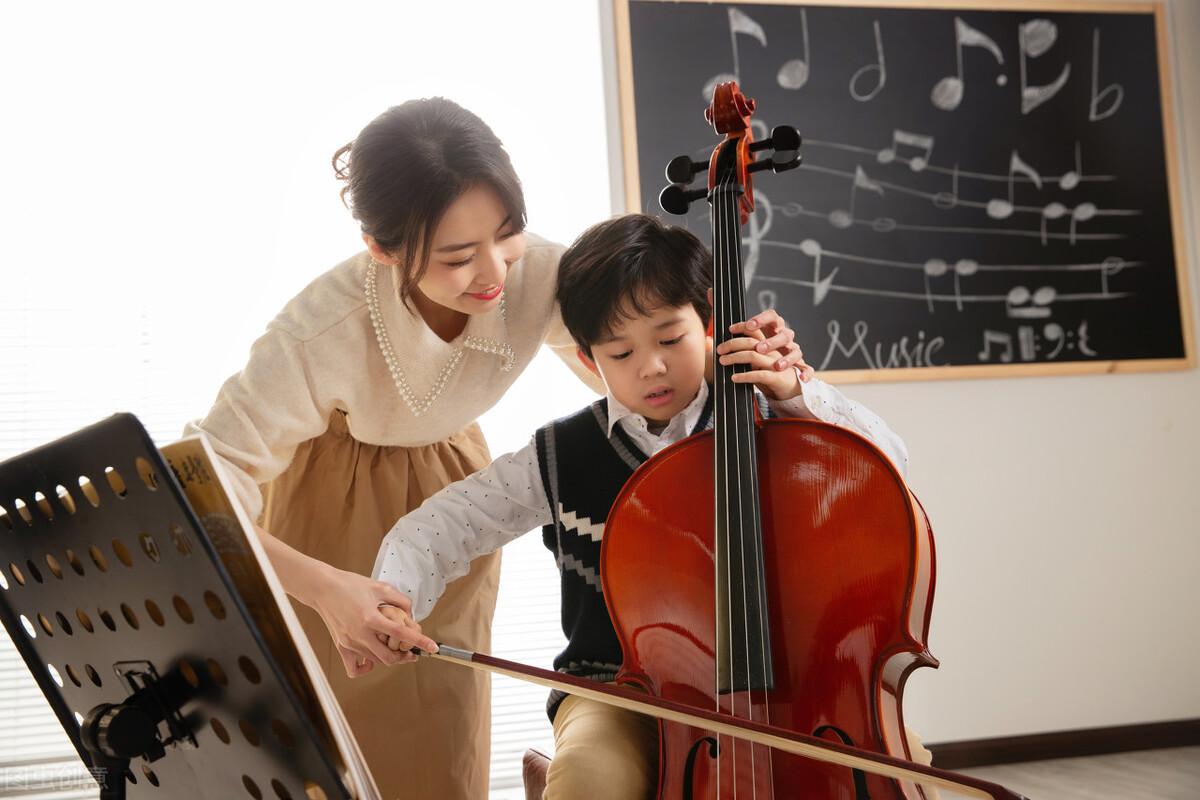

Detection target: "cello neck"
[709, 140, 774, 694]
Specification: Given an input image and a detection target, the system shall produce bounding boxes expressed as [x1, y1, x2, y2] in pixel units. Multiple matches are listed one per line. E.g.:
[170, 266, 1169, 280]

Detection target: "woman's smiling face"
[412, 184, 525, 315]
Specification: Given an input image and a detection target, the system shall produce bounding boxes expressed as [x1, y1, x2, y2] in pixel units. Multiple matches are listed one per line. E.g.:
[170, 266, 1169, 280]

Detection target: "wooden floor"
[488, 747, 1200, 798]
[16, 747, 1200, 798]
[956, 746, 1200, 800]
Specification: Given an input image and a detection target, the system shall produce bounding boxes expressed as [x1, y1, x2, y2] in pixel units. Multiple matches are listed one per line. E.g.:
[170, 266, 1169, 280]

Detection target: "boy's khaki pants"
[543, 692, 939, 800]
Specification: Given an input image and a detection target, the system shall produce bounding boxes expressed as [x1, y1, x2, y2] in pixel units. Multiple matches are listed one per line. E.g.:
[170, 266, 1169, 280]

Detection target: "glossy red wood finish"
[705, 82, 757, 224]
[602, 419, 937, 799]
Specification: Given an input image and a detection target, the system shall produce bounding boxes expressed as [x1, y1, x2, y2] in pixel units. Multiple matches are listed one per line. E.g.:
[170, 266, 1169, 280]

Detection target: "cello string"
[747, 325, 776, 789]
[720, 158, 742, 799]
[722, 157, 752, 799]
[711, 151, 729, 798]
[725, 164, 758, 798]
[737, 171, 776, 797]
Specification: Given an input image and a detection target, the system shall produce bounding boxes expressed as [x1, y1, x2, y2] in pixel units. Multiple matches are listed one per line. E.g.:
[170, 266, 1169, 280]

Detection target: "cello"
[599, 80, 941, 799]
[421, 82, 1027, 800]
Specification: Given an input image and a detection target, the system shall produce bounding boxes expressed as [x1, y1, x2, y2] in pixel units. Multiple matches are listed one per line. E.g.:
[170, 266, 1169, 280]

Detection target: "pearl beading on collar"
[365, 260, 514, 417]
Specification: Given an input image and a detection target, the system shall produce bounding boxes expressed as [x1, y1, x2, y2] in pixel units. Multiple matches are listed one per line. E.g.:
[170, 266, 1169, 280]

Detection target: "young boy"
[370, 214, 917, 798]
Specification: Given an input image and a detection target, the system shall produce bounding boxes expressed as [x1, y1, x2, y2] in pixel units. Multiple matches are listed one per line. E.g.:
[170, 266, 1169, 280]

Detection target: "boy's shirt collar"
[606, 381, 709, 446]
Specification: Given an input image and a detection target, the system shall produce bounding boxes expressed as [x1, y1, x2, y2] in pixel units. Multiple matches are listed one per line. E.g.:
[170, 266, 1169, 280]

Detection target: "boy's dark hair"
[557, 214, 712, 357]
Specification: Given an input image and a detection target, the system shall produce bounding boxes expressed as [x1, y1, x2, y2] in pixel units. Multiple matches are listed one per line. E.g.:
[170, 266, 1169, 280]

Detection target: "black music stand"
[0, 414, 356, 800]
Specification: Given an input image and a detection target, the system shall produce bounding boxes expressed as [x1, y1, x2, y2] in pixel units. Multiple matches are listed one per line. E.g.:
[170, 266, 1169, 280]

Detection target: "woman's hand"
[309, 568, 439, 677]
[254, 524, 434, 677]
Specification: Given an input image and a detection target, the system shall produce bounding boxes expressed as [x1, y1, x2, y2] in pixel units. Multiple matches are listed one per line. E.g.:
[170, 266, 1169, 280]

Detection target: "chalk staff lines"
[669, 130, 1141, 243]
[793, 161, 1138, 243]
[754, 238, 1139, 313]
[807, 136, 1113, 186]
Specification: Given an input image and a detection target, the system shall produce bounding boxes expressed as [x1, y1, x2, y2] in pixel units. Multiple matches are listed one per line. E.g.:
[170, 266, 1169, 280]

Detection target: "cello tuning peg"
[770, 125, 802, 152]
[748, 151, 803, 175]
[665, 155, 708, 185]
[659, 184, 707, 216]
[773, 151, 802, 173]
[748, 125, 802, 155]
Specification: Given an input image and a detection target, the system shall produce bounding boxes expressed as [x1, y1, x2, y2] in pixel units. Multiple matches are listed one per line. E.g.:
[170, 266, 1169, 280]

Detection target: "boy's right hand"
[377, 603, 439, 663]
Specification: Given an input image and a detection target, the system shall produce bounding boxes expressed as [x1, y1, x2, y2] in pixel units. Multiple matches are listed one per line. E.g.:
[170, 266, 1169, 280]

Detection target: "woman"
[187, 97, 804, 799]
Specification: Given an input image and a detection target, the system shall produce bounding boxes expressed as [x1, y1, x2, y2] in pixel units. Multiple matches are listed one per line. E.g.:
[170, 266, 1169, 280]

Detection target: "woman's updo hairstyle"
[333, 98, 526, 305]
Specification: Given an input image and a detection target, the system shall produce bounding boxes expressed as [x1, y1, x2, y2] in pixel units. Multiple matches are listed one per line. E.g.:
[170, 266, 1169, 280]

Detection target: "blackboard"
[611, 0, 1193, 380]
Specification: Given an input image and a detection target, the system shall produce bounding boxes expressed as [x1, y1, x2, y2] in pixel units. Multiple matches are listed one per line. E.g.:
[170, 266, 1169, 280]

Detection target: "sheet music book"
[158, 433, 380, 799]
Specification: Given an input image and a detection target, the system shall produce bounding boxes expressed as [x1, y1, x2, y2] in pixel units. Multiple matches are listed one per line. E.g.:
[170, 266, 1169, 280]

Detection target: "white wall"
[1, 0, 1195, 757]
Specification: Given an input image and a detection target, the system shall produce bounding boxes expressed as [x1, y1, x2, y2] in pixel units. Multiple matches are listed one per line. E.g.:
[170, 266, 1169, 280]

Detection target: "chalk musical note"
[777, 8, 810, 90]
[1077, 320, 1096, 356]
[702, 7, 767, 100]
[1041, 323, 1066, 358]
[922, 259, 947, 313]
[829, 166, 884, 229]
[1018, 325, 1037, 360]
[729, 7, 766, 79]
[1070, 203, 1097, 245]
[778, 202, 805, 219]
[1019, 19, 1071, 114]
[1038, 200, 1099, 246]
[920, 257, 976, 313]
[1040, 202, 1067, 245]
[1005, 285, 1057, 319]
[953, 259, 978, 312]
[877, 129, 934, 172]
[1089, 29, 1124, 121]
[987, 151, 1042, 219]
[979, 330, 1014, 362]
[799, 238, 838, 305]
[1059, 142, 1083, 190]
[850, 20, 886, 101]
[931, 17, 1008, 111]
[933, 163, 960, 210]
[1099, 256, 1126, 296]
[1042, 322, 1096, 358]
[757, 289, 778, 313]
[742, 188, 774, 285]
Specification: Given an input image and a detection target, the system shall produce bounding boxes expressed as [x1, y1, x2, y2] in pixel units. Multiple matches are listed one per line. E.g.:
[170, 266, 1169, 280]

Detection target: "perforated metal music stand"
[0, 414, 353, 800]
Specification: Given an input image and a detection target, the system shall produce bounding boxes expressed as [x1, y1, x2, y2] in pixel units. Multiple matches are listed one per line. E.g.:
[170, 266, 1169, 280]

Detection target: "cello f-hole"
[813, 725, 872, 800]
[681, 736, 719, 798]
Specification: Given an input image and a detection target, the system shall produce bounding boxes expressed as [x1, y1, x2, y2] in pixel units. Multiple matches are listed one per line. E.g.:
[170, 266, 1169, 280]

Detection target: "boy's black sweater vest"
[534, 388, 771, 719]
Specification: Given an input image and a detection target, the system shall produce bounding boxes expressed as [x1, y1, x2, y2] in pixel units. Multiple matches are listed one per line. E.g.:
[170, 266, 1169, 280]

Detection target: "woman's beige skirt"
[262, 411, 500, 800]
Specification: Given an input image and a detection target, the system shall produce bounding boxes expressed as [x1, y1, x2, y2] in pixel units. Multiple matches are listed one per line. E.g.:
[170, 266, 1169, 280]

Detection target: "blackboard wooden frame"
[609, 0, 1194, 382]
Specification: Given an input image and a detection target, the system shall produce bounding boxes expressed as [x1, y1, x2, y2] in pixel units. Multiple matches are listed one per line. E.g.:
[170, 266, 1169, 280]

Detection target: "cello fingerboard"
[710, 143, 775, 695]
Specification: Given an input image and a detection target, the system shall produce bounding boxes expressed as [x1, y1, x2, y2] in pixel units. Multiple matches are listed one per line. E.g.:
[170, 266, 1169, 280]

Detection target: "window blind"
[0, 294, 579, 796]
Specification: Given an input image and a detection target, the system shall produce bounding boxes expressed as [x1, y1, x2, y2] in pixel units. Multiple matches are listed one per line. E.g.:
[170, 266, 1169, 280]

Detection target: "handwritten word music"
[819, 320, 947, 370]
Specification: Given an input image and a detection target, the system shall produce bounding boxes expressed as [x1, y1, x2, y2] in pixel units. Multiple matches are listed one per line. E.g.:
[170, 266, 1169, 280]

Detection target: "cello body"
[603, 417, 937, 799]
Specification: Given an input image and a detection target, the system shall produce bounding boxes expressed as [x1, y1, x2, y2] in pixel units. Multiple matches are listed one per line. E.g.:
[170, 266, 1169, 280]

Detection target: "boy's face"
[583, 302, 709, 427]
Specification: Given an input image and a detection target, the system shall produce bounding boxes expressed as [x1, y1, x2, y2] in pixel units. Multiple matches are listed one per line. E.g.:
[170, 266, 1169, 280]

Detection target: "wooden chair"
[522, 748, 552, 800]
